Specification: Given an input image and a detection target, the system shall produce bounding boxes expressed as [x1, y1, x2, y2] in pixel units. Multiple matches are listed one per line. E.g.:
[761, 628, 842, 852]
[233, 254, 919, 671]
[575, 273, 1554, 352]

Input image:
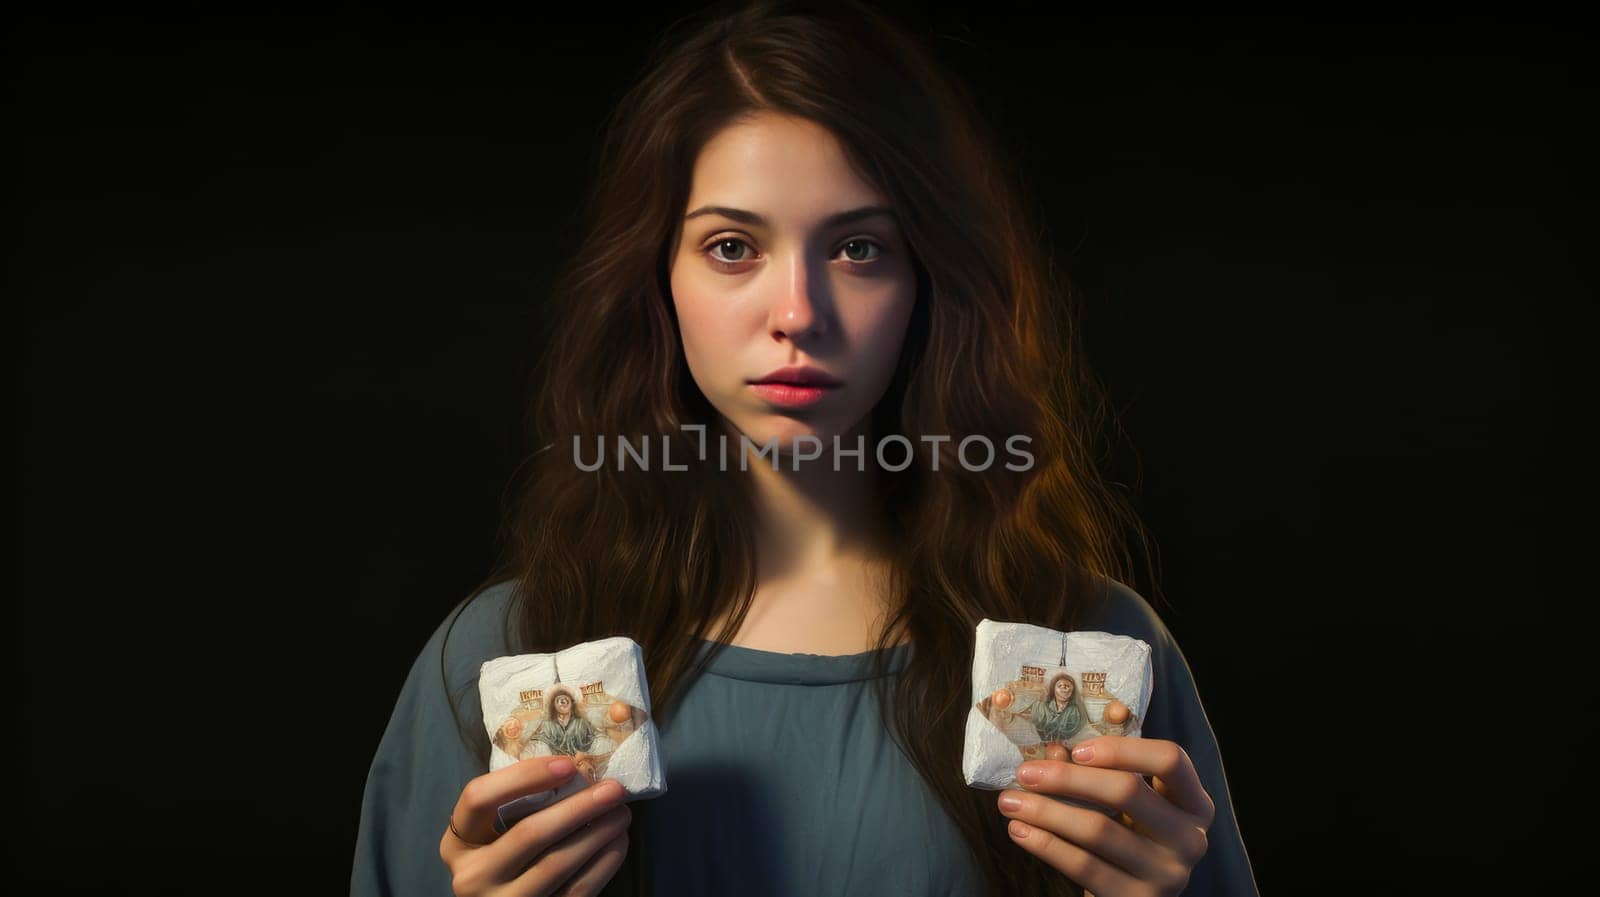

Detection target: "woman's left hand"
[998, 736, 1215, 897]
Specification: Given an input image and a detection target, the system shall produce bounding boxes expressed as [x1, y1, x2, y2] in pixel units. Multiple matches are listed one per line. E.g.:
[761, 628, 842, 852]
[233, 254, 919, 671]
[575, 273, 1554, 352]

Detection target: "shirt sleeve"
[1089, 580, 1261, 897]
[351, 583, 514, 897]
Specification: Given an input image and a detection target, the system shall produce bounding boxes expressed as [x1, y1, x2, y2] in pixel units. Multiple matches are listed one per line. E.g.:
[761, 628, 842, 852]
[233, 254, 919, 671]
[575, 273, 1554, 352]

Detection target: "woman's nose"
[768, 254, 827, 341]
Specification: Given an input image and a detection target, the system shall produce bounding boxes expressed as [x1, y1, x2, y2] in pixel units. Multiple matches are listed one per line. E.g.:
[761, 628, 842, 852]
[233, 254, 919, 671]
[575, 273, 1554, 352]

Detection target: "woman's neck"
[706, 420, 905, 655]
[741, 428, 891, 572]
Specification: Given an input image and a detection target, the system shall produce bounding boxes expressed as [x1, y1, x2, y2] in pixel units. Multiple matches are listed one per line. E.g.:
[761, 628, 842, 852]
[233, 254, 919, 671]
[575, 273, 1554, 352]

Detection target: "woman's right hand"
[439, 755, 632, 897]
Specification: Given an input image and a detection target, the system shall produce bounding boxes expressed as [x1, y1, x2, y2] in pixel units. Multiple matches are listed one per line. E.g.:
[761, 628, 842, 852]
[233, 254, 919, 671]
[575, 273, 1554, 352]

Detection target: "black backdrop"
[15, 7, 1584, 895]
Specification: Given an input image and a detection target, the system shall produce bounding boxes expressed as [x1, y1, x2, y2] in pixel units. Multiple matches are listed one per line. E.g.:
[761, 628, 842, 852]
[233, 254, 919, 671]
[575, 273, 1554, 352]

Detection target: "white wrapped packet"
[479, 636, 667, 830]
[962, 618, 1153, 791]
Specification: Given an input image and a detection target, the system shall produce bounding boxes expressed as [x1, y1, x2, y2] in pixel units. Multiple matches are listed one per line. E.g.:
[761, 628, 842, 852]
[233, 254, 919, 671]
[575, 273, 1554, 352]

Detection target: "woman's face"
[553, 694, 571, 714]
[1054, 679, 1072, 702]
[669, 111, 917, 454]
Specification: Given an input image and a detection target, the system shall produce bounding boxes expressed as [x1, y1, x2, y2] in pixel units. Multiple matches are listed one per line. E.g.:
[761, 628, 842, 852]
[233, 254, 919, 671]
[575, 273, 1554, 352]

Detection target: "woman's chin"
[733, 413, 866, 450]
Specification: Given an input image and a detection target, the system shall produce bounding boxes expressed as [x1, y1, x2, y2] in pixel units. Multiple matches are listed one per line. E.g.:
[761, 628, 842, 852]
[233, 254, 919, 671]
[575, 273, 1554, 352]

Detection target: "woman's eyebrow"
[682, 204, 896, 229]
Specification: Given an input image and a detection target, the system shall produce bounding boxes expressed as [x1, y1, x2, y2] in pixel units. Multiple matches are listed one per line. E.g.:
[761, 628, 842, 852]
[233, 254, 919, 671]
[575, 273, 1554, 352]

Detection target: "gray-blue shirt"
[351, 580, 1258, 895]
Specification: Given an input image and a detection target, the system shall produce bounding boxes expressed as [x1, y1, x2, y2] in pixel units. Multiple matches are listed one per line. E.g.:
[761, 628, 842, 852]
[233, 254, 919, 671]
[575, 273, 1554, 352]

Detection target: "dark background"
[14, 7, 1582, 895]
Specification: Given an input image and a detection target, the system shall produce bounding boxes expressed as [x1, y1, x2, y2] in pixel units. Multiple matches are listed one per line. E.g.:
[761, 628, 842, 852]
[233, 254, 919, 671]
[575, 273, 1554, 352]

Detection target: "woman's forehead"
[684, 116, 888, 226]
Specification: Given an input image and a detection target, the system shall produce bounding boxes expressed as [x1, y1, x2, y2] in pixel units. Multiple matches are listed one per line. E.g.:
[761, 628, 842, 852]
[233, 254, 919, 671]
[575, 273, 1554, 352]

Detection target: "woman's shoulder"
[1079, 576, 1217, 741]
[429, 578, 520, 695]
[1079, 575, 1178, 653]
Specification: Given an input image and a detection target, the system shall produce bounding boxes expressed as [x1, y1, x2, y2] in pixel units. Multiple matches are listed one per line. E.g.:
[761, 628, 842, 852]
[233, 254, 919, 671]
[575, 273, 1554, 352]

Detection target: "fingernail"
[1008, 820, 1031, 838]
[998, 794, 1022, 812]
[593, 780, 625, 807]
[1071, 744, 1094, 763]
[1016, 765, 1043, 785]
[549, 758, 575, 777]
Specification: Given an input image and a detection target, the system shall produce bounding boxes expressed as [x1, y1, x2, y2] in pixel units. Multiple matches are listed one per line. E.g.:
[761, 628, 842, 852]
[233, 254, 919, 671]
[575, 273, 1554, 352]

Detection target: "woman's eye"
[838, 238, 883, 263]
[707, 238, 754, 264]
[702, 236, 886, 270]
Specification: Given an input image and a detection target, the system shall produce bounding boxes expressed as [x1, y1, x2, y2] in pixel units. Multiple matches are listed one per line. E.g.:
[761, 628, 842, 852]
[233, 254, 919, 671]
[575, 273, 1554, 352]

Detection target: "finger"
[1072, 736, 1215, 826]
[443, 756, 579, 858]
[997, 788, 1169, 882]
[510, 802, 632, 897]
[1015, 759, 1206, 865]
[1073, 737, 1214, 864]
[483, 778, 630, 879]
[549, 829, 630, 897]
[1006, 816, 1140, 896]
[1017, 758, 1165, 820]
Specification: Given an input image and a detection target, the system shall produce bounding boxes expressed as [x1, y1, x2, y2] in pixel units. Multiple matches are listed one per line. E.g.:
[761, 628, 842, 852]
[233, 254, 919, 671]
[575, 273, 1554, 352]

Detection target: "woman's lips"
[749, 382, 838, 407]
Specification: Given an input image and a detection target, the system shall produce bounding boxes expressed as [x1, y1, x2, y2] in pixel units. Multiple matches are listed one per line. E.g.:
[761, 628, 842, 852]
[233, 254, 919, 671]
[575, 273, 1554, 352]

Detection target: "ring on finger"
[448, 814, 492, 848]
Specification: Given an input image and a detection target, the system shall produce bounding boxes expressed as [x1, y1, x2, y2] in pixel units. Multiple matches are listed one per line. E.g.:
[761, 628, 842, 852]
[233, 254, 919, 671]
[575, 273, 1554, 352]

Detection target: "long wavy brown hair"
[446, 2, 1159, 895]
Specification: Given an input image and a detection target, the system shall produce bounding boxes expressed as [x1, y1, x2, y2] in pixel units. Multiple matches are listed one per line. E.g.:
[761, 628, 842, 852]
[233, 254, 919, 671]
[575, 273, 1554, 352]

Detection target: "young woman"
[352, 2, 1259, 895]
